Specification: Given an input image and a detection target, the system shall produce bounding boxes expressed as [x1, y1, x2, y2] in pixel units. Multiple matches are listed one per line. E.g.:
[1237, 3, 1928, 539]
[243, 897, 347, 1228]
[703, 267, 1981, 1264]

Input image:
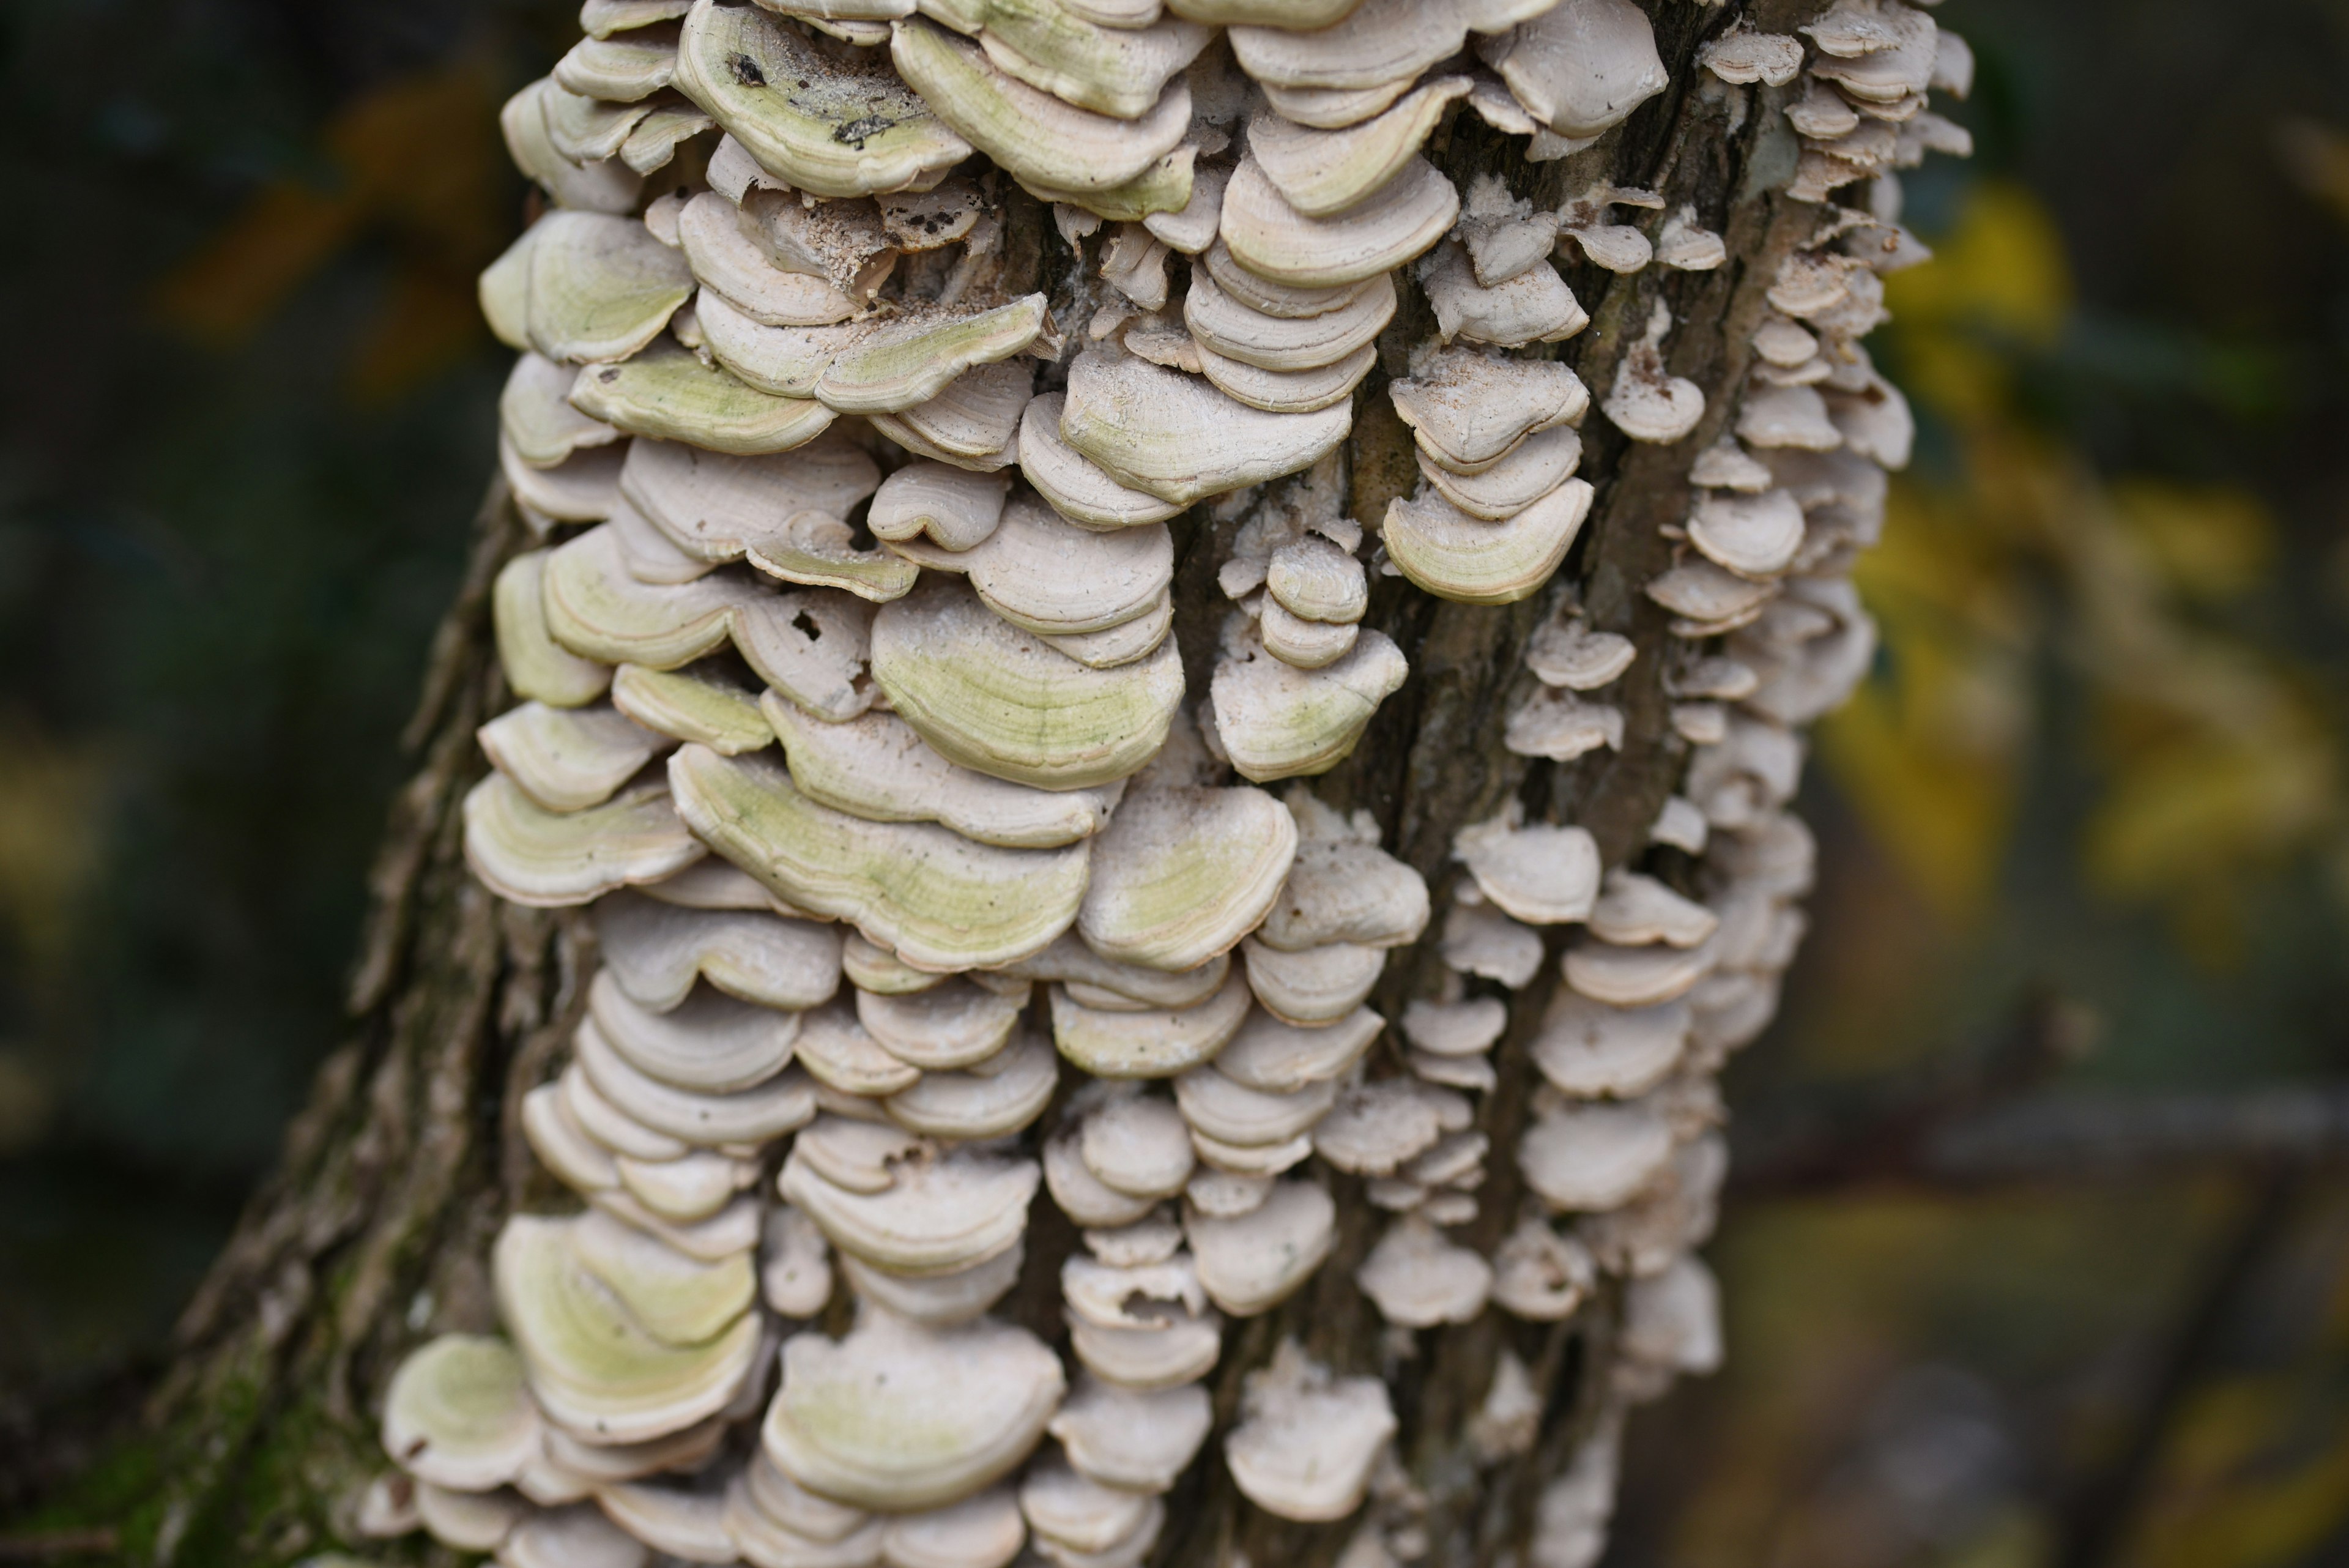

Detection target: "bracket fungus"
[405, 2, 1975, 1558]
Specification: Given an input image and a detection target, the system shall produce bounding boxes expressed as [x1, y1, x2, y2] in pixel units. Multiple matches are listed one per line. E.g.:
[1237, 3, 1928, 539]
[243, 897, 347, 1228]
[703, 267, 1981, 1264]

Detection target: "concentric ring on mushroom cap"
[763, 1309, 1064, 1510]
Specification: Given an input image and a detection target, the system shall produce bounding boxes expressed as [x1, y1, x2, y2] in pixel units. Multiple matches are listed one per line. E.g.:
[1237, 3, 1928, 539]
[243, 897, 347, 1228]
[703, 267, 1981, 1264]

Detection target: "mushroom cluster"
[372, 0, 1967, 1562]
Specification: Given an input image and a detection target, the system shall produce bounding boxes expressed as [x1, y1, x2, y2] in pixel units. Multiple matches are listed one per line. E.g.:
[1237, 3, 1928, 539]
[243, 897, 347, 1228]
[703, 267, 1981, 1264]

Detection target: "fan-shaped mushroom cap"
[1075, 786, 1297, 971]
[1620, 1254, 1722, 1375]
[1313, 1079, 1469, 1174]
[1642, 559, 1776, 633]
[1420, 423, 1581, 521]
[540, 525, 757, 670]
[1210, 623, 1408, 782]
[565, 1062, 690, 1162]
[592, 1188, 765, 1263]
[1478, 0, 1665, 143]
[740, 1449, 877, 1545]
[1453, 809, 1600, 925]
[1489, 1216, 1595, 1320]
[1138, 161, 1228, 255]
[1524, 609, 1632, 691]
[1562, 933, 1720, 1008]
[1219, 157, 1458, 289]
[877, 1486, 1026, 1568]
[885, 1030, 1059, 1139]
[480, 702, 671, 817]
[765, 1308, 1064, 1510]
[615, 1146, 753, 1228]
[919, 0, 1209, 120]
[991, 934, 1229, 1013]
[871, 363, 1034, 473]
[782, 1137, 1040, 1276]
[504, 211, 694, 366]
[768, 702, 1120, 853]
[1020, 1457, 1153, 1555]
[1685, 488, 1804, 579]
[592, 1481, 734, 1563]
[1209, 1005, 1379, 1093]
[726, 1477, 887, 1568]
[383, 1335, 544, 1492]
[495, 1214, 764, 1446]
[1184, 1179, 1335, 1313]
[1436, 900, 1543, 987]
[1192, 239, 1357, 322]
[1047, 1377, 1212, 1493]
[571, 340, 844, 456]
[1530, 991, 1688, 1098]
[1184, 1167, 1273, 1217]
[579, 1017, 818, 1144]
[466, 775, 705, 908]
[1257, 819, 1428, 952]
[675, 2, 971, 196]
[1067, 1308, 1220, 1390]
[675, 193, 862, 329]
[1197, 340, 1377, 416]
[503, 1501, 652, 1568]
[1391, 351, 1587, 473]
[1247, 80, 1472, 218]
[525, 1079, 622, 1192]
[1056, 350, 1350, 507]
[595, 891, 842, 1014]
[669, 746, 1089, 972]
[840, 1241, 1026, 1327]
[621, 433, 881, 562]
[507, 352, 625, 468]
[1223, 1342, 1396, 1522]
[1016, 393, 1186, 530]
[870, 464, 1014, 552]
[1518, 1098, 1674, 1212]
[1735, 382, 1842, 451]
[416, 1480, 532, 1551]
[608, 665, 771, 756]
[498, 552, 614, 709]
[1239, 937, 1383, 1025]
[844, 934, 950, 997]
[1061, 1252, 1206, 1331]
[1601, 352, 1705, 444]
[1589, 871, 1718, 948]
[1263, 538, 1368, 630]
[1411, 1050, 1496, 1091]
[1184, 269, 1393, 375]
[589, 970, 800, 1093]
[893, 496, 1173, 637]
[1383, 478, 1591, 606]
[1075, 1089, 1197, 1197]
[856, 977, 1030, 1069]
[1356, 1216, 1493, 1327]
[1399, 997, 1504, 1058]
[573, 1208, 759, 1348]
[1048, 965, 1254, 1078]
[1044, 1128, 1160, 1227]
[1420, 240, 1586, 348]
[870, 579, 1185, 791]
[1505, 688, 1625, 764]
[793, 1116, 929, 1197]
[1172, 1064, 1336, 1147]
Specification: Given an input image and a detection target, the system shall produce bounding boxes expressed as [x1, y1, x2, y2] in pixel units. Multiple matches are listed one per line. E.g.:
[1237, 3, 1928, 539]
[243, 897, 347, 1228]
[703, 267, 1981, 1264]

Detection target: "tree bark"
[26, 7, 1848, 1564]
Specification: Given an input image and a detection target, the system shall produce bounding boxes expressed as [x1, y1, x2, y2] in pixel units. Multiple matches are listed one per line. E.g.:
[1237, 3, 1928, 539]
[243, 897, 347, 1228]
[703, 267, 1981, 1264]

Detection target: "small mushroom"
[1400, 997, 1506, 1058]
[1420, 424, 1581, 520]
[1601, 302, 1705, 444]
[1239, 937, 1384, 1025]
[576, 1017, 817, 1145]
[781, 1138, 1038, 1276]
[1516, 1098, 1675, 1211]
[1222, 1341, 1396, 1522]
[841, 1244, 1027, 1328]
[1477, 0, 1667, 146]
[1184, 1180, 1337, 1313]
[667, 746, 1090, 973]
[382, 1334, 544, 1493]
[1420, 240, 1586, 347]
[1453, 804, 1600, 924]
[856, 976, 1031, 1070]
[1020, 1455, 1154, 1555]
[1218, 155, 1460, 289]
[1059, 349, 1351, 506]
[1437, 900, 1543, 988]
[1355, 1216, 1493, 1326]
[1079, 1088, 1198, 1197]
[1047, 1375, 1212, 1493]
[884, 1030, 1059, 1139]
[588, 969, 801, 1093]
[1489, 1215, 1595, 1320]
[464, 775, 705, 908]
[504, 351, 624, 468]
[1529, 990, 1689, 1099]
[497, 552, 614, 709]
[1561, 933, 1722, 1008]
[1245, 80, 1472, 218]
[1389, 349, 1587, 474]
[880, 1487, 1028, 1568]
[1052, 968, 1259, 1081]
[1313, 1079, 1469, 1175]
[1209, 619, 1409, 782]
[610, 665, 773, 756]
[761, 1205, 835, 1318]
[1173, 1064, 1337, 1148]
[763, 1307, 1064, 1510]
[870, 363, 1036, 474]
[1044, 1126, 1161, 1227]
[1588, 871, 1720, 949]
[1209, 1005, 1381, 1091]
[1382, 480, 1594, 606]
[675, 192, 864, 327]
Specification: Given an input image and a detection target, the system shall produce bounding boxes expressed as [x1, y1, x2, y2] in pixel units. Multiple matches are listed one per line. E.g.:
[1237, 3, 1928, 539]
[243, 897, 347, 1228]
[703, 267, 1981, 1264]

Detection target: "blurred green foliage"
[0, 0, 2343, 1562]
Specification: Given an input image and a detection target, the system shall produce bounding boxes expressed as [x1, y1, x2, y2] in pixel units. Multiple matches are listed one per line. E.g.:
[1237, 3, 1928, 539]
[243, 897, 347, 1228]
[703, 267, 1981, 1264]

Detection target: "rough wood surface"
[28, 10, 1834, 1562]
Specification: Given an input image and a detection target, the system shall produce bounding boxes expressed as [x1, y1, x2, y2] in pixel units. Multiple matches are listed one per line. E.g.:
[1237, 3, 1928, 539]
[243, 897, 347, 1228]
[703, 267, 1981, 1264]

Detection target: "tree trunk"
[37, 2, 1940, 1563]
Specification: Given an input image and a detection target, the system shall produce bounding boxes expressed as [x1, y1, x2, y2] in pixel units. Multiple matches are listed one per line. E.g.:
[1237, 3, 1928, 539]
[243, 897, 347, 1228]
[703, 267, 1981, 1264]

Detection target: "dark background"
[0, 2, 2344, 1563]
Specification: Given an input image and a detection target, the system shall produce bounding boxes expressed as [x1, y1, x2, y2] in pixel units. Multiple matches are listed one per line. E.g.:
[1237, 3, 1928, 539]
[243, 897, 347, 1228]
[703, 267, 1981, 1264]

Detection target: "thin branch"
[1733, 1082, 2349, 1194]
